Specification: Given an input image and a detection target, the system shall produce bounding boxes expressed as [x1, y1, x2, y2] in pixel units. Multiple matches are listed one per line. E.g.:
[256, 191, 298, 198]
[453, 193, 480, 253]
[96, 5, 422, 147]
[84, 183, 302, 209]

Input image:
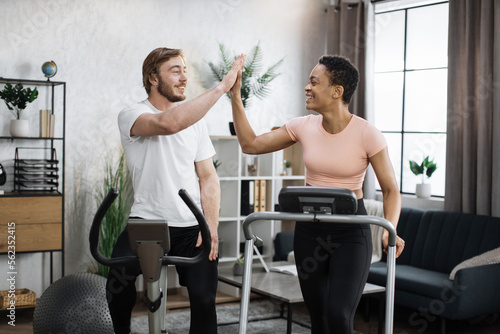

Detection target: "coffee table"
[218, 262, 385, 334]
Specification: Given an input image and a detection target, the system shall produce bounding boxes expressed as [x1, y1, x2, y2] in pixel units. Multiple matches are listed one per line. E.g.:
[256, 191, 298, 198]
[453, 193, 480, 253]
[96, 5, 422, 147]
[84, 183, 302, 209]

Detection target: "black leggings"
[293, 199, 372, 334]
[106, 225, 218, 334]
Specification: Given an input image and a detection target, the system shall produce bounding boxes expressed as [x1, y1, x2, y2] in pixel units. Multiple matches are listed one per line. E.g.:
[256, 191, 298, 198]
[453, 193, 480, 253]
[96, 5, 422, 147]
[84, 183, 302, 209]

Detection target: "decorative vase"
[286, 167, 293, 176]
[416, 183, 431, 199]
[10, 119, 29, 137]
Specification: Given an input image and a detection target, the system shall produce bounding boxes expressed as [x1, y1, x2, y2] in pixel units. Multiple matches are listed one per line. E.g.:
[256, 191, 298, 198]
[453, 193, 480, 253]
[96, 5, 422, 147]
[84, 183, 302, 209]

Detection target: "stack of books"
[39, 109, 55, 137]
[240, 180, 267, 215]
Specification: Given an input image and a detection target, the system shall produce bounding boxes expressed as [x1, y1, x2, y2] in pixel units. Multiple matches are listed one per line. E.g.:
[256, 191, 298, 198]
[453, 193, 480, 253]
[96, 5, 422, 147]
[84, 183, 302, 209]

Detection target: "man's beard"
[158, 76, 186, 102]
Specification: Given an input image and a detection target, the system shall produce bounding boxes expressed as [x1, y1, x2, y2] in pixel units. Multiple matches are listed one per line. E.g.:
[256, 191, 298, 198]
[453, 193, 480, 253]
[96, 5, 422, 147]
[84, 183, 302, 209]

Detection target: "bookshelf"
[0, 78, 65, 292]
[210, 136, 305, 263]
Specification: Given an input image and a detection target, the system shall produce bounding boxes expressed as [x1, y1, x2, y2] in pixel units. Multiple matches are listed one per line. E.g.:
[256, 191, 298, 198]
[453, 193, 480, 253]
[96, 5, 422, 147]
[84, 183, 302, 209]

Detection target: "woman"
[230, 55, 404, 333]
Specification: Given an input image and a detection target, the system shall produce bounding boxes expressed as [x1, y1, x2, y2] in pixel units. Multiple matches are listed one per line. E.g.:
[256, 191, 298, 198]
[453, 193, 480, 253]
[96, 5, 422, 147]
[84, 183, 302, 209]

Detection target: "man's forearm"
[199, 173, 221, 229]
[158, 54, 245, 135]
[157, 84, 226, 134]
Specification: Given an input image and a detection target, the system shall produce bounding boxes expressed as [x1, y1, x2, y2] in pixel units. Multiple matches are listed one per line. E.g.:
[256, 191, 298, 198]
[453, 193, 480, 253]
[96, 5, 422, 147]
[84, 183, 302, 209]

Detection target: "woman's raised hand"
[220, 53, 246, 93]
[229, 63, 243, 99]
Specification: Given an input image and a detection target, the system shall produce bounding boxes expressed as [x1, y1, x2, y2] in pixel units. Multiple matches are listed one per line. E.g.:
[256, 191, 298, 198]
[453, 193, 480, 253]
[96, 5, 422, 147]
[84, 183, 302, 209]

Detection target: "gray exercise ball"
[33, 272, 114, 334]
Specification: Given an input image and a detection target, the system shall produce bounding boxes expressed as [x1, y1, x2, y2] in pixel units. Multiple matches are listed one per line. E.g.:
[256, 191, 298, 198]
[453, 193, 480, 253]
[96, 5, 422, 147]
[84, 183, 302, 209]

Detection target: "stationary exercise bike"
[238, 186, 398, 334]
[89, 188, 211, 334]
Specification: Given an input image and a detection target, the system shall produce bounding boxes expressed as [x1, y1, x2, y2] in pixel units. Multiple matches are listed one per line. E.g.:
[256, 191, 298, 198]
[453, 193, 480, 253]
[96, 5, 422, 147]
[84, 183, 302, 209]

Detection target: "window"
[373, 0, 448, 197]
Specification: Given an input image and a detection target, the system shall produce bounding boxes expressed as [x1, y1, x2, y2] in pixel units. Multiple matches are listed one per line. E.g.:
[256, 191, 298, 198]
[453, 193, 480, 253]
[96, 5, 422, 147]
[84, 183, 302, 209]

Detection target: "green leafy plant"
[207, 42, 284, 108]
[0, 83, 39, 119]
[94, 152, 133, 278]
[235, 254, 244, 265]
[409, 156, 437, 184]
[284, 160, 292, 168]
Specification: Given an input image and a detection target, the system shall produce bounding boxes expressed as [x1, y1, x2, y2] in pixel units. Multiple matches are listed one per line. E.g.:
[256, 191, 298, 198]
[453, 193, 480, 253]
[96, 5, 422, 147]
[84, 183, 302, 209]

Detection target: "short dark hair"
[318, 55, 359, 104]
[142, 48, 185, 94]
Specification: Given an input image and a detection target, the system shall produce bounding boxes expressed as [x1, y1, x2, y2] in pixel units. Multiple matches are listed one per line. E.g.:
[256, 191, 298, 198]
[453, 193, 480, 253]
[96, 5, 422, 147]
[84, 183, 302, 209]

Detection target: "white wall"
[0, 0, 327, 296]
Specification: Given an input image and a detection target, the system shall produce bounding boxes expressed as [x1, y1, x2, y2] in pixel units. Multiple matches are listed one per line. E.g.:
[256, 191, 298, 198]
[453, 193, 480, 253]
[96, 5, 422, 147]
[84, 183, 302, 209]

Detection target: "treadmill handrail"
[238, 211, 398, 334]
[242, 211, 397, 246]
[89, 188, 211, 267]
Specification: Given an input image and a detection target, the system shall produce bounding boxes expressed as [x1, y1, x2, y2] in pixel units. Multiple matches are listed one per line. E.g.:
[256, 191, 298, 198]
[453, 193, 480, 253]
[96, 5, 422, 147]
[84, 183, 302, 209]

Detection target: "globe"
[42, 61, 57, 79]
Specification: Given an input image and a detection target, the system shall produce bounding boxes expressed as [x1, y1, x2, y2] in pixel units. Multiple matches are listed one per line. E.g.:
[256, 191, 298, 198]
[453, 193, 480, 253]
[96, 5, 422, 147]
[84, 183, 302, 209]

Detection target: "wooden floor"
[2, 294, 499, 333]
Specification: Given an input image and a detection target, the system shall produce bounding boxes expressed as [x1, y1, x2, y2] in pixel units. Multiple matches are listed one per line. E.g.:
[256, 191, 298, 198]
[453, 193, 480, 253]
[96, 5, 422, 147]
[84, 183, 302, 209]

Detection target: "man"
[108, 47, 245, 334]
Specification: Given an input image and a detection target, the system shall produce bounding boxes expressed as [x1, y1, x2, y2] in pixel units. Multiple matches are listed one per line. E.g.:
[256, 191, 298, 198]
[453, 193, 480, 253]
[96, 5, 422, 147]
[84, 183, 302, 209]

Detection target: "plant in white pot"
[284, 160, 292, 176]
[0, 83, 38, 137]
[409, 156, 437, 198]
[207, 42, 283, 135]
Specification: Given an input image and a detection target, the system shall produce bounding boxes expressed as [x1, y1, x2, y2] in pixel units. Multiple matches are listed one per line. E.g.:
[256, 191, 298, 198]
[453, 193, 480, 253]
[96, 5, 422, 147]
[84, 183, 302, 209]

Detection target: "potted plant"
[233, 254, 245, 276]
[409, 156, 437, 198]
[285, 160, 292, 176]
[207, 42, 283, 135]
[0, 83, 38, 137]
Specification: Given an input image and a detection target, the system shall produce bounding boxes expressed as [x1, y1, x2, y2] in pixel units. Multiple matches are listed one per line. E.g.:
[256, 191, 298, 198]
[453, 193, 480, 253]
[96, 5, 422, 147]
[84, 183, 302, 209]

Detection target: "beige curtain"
[445, 0, 500, 216]
[326, 0, 368, 119]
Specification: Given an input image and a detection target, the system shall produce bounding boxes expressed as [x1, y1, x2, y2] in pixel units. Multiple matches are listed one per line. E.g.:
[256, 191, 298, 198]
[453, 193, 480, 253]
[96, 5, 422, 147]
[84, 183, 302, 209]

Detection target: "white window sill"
[375, 193, 444, 211]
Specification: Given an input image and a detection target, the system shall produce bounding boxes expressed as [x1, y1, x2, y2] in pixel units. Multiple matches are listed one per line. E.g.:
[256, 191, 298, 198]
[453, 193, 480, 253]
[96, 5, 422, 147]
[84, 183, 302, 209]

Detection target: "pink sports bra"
[285, 114, 387, 191]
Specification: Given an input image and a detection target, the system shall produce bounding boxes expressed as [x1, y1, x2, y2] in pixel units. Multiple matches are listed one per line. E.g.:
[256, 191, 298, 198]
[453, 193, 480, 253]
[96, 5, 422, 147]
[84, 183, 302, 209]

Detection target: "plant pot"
[286, 167, 292, 176]
[10, 119, 29, 137]
[416, 183, 431, 199]
[229, 122, 236, 136]
[233, 263, 244, 276]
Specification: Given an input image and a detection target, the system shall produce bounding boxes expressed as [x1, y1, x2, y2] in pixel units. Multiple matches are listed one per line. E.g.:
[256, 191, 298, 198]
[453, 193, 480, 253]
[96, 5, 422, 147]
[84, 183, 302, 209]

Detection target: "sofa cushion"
[369, 262, 450, 299]
[273, 231, 294, 261]
[387, 207, 424, 266]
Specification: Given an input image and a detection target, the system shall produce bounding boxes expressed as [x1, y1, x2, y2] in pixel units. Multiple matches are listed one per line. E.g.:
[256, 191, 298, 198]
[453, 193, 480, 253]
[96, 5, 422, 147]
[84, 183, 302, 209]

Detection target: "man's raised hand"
[220, 53, 246, 93]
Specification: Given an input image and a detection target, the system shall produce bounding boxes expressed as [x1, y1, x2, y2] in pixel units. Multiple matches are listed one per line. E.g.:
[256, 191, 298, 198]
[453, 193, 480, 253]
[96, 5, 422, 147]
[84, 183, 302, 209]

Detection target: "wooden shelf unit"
[0, 77, 66, 284]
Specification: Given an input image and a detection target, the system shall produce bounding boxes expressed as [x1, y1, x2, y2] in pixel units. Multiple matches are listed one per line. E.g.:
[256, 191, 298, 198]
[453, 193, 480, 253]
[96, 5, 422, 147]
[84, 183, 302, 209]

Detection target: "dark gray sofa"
[368, 207, 500, 333]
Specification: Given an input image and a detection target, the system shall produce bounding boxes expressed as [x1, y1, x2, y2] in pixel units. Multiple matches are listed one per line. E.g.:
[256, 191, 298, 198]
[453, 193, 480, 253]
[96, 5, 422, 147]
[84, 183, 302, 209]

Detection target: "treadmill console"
[278, 186, 358, 214]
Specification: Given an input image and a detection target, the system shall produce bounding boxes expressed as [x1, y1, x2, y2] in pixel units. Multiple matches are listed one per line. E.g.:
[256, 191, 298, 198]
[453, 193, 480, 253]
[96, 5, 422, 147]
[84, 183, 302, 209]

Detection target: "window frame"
[373, 0, 449, 198]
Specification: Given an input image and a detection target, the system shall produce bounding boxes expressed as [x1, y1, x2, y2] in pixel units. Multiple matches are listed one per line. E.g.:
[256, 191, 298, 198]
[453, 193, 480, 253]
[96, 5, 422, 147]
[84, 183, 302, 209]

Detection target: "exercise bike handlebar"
[89, 188, 212, 268]
[89, 188, 136, 267]
[167, 189, 212, 266]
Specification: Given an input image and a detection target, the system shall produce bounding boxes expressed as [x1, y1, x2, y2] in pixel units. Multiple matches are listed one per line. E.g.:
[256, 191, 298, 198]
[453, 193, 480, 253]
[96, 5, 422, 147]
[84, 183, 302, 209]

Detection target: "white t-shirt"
[118, 100, 215, 227]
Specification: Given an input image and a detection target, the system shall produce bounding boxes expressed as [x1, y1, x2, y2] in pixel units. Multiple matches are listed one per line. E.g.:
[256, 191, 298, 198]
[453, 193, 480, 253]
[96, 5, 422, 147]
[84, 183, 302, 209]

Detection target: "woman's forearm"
[382, 187, 401, 228]
[231, 93, 259, 154]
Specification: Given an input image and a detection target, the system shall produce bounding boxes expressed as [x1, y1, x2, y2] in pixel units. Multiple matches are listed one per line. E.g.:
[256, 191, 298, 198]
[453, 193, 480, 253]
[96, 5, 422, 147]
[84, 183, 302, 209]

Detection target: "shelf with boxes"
[0, 78, 66, 295]
[210, 136, 304, 263]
